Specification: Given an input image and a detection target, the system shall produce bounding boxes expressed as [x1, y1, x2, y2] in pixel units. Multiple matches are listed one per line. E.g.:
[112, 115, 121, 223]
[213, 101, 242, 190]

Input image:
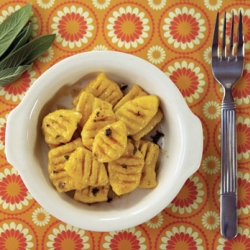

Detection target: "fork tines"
[212, 11, 244, 59]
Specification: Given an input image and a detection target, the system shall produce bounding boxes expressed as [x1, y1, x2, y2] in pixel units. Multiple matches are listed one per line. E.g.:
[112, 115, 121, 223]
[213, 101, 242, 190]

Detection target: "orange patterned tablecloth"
[1, 0, 250, 249]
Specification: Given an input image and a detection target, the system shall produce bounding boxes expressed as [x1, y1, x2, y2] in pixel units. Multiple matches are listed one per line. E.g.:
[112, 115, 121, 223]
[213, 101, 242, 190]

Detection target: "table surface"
[1, 0, 250, 249]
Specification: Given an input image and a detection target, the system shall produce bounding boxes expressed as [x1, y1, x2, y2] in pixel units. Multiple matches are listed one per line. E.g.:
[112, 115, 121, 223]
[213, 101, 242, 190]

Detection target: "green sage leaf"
[11, 23, 33, 53]
[0, 23, 32, 61]
[0, 34, 56, 70]
[0, 4, 32, 57]
[0, 64, 31, 87]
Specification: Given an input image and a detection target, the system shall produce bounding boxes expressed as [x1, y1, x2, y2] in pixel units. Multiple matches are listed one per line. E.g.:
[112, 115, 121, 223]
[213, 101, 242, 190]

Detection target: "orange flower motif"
[238, 172, 250, 215]
[218, 227, 250, 249]
[170, 13, 199, 43]
[46, 224, 90, 249]
[103, 227, 146, 250]
[236, 116, 250, 160]
[107, 6, 150, 49]
[220, 9, 250, 50]
[113, 13, 143, 42]
[51, 6, 94, 49]
[0, 117, 6, 150]
[0, 222, 34, 249]
[59, 13, 87, 42]
[163, 7, 206, 50]
[0, 168, 33, 211]
[0, 70, 36, 102]
[237, 123, 250, 153]
[53, 230, 84, 250]
[160, 226, 204, 249]
[167, 175, 204, 214]
[166, 61, 205, 103]
[233, 64, 250, 105]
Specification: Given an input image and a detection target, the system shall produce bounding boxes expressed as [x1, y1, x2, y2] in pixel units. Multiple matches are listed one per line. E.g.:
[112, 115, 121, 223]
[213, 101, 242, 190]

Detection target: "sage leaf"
[11, 23, 33, 52]
[0, 64, 31, 87]
[0, 23, 32, 61]
[0, 4, 32, 57]
[0, 34, 56, 70]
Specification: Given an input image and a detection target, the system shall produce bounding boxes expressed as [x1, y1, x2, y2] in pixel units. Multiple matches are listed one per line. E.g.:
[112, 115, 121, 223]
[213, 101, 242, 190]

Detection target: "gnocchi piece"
[48, 138, 83, 174]
[113, 85, 148, 112]
[64, 147, 109, 187]
[73, 72, 123, 106]
[74, 184, 110, 203]
[81, 108, 117, 150]
[132, 109, 163, 141]
[75, 91, 112, 127]
[92, 120, 127, 162]
[108, 142, 144, 196]
[48, 138, 85, 192]
[42, 109, 82, 145]
[134, 140, 159, 188]
[50, 170, 85, 193]
[115, 95, 160, 135]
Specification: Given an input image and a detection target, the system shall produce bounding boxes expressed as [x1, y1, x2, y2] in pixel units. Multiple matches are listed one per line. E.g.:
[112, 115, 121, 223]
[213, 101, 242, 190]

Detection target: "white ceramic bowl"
[5, 51, 203, 232]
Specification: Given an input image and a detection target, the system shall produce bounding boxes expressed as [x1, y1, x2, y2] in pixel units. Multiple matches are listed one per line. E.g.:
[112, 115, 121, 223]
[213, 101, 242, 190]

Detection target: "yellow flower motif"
[203, 47, 211, 64]
[37, 0, 55, 9]
[0, 5, 21, 24]
[38, 47, 54, 63]
[32, 207, 51, 226]
[148, 0, 167, 10]
[146, 212, 164, 229]
[202, 155, 220, 174]
[92, 45, 109, 51]
[204, 0, 222, 11]
[203, 101, 220, 120]
[92, 0, 111, 10]
[147, 45, 166, 64]
[202, 211, 220, 230]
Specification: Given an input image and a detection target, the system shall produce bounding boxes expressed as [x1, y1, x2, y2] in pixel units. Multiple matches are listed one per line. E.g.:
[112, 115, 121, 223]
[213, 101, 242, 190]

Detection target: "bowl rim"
[5, 51, 203, 231]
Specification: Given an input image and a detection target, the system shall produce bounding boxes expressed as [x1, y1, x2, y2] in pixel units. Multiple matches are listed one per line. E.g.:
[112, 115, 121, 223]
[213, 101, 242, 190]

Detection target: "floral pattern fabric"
[1, 0, 250, 249]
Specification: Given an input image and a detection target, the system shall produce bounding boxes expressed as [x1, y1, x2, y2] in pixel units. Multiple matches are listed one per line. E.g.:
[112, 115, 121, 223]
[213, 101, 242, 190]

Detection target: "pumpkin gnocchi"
[42, 72, 163, 204]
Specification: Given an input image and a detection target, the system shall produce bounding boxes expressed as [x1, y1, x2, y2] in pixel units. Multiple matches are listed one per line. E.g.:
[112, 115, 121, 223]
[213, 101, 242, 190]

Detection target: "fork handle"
[220, 90, 238, 239]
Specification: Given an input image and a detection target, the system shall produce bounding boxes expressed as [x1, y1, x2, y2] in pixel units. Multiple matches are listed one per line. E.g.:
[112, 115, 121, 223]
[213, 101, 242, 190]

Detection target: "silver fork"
[212, 12, 244, 239]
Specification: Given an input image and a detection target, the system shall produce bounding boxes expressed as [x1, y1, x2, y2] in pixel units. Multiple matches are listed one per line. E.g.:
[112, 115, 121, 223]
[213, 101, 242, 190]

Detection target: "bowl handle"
[181, 110, 203, 177]
[5, 105, 29, 171]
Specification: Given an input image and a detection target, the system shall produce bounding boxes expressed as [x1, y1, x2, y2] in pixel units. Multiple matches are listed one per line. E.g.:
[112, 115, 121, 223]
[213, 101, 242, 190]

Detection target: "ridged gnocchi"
[81, 108, 117, 151]
[92, 120, 127, 162]
[48, 138, 85, 192]
[134, 139, 159, 188]
[115, 95, 160, 135]
[64, 147, 109, 187]
[42, 72, 163, 204]
[107, 141, 144, 195]
[74, 184, 110, 203]
[42, 109, 82, 146]
[75, 91, 112, 127]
